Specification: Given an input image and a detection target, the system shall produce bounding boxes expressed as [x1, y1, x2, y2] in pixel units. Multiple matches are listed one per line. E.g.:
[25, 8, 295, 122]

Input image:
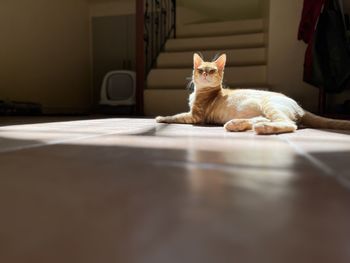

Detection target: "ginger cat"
[156, 53, 350, 135]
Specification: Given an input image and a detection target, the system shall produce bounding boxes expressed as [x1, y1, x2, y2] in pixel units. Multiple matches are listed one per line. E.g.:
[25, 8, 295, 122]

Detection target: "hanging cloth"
[298, 0, 325, 43]
[298, 0, 350, 93]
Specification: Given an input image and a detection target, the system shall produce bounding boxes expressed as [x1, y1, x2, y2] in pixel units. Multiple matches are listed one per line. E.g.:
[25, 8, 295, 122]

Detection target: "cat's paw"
[156, 116, 168, 123]
[253, 122, 297, 135]
[224, 119, 252, 132]
[253, 122, 277, 135]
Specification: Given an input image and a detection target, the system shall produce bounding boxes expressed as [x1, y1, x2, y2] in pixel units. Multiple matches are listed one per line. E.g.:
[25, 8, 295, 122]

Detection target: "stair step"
[165, 33, 265, 52]
[144, 89, 190, 116]
[147, 66, 267, 89]
[157, 48, 266, 68]
[177, 19, 264, 38]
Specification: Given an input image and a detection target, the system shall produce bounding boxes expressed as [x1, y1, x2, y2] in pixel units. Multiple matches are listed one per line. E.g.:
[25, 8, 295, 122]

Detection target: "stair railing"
[136, 0, 176, 115]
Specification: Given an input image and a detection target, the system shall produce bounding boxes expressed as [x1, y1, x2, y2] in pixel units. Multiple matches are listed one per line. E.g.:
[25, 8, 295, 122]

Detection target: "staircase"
[144, 19, 269, 116]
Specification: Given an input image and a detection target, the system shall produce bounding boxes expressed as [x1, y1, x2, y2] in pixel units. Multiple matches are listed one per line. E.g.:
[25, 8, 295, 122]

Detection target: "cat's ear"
[214, 54, 226, 71]
[193, 53, 203, 69]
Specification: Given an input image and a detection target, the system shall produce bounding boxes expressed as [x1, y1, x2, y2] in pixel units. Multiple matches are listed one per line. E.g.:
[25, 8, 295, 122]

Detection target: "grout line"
[280, 136, 335, 176]
[337, 174, 350, 190]
[280, 135, 350, 192]
[154, 159, 291, 176]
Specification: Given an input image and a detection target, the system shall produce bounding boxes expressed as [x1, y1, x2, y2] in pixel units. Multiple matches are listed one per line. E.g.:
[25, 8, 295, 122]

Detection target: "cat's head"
[192, 53, 226, 88]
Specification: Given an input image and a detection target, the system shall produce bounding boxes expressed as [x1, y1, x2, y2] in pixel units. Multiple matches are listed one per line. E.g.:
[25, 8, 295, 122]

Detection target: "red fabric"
[298, 0, 325, 43]
[298, 0, 326, 83]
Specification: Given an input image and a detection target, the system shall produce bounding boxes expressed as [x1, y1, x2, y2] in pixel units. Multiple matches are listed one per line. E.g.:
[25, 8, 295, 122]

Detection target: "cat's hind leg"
[254, 121, 297, 135]
[253, 103, 297, 135]
[224, 117, 270, 132]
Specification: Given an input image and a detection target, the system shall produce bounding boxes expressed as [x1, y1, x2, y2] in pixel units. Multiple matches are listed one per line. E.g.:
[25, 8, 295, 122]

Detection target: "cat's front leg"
[156, 112, 197, 124]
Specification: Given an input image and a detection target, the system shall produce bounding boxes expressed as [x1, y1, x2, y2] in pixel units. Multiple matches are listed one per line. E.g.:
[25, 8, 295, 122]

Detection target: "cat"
[156, 53, 350, 135]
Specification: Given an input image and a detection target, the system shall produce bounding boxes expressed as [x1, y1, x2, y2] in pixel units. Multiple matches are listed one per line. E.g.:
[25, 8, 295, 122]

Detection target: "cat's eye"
[209, 70, 216, 74]
[197, 69, 204, 74]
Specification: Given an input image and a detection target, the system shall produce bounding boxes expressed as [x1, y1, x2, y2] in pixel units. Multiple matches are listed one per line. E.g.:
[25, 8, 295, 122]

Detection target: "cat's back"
[224, 88, 302, 111]
[223, 88, 284, 99]
[224, 88, 304, 119]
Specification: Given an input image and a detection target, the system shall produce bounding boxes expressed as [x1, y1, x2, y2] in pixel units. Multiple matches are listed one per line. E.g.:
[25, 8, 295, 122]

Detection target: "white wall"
[0, 0, 91, 114]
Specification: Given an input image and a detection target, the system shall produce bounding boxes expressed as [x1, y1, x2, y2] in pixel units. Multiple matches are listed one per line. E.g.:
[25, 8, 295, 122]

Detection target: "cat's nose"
[203, 72, 208, 77]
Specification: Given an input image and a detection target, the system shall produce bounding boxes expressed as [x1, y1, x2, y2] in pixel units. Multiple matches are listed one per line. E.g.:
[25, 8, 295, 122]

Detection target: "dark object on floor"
[0, 101, 42, 115]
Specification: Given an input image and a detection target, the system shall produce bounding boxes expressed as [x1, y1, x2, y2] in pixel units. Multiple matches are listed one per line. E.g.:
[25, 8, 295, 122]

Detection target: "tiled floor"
[1, 117, 350, 263]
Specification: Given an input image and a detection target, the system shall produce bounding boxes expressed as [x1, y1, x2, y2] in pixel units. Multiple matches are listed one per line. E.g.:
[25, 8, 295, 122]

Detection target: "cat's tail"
[300, 111, 350, 130]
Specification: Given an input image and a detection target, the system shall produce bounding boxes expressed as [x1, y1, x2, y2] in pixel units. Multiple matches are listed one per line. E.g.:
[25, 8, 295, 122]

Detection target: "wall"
[88, 0, 265, 23]
[266, 0, 319, 112]
[0, 0, 91, 114]
[89, 0, 135, 17]
[88, 0, 212, 26]
[176, 6, 208, 26]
